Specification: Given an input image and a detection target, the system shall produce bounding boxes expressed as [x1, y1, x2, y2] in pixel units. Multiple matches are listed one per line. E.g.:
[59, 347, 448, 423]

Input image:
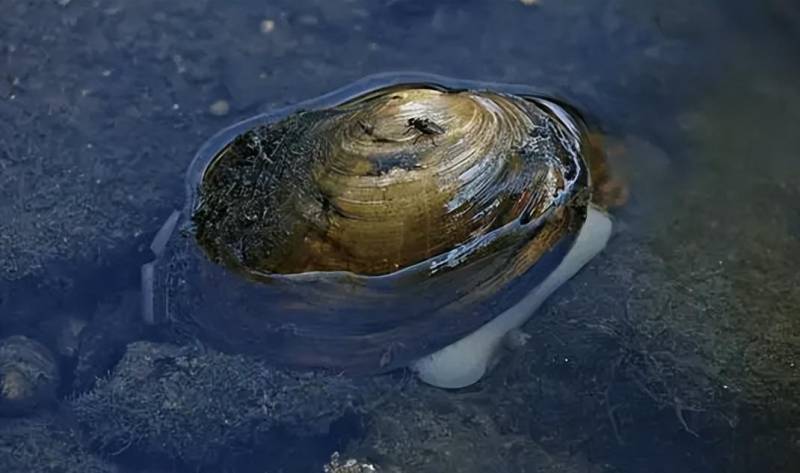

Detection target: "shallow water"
[1, 0, 798, 472]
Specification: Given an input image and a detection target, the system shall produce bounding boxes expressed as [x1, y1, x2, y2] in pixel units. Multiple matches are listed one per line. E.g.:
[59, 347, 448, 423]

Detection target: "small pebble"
[260, 19, 275, 34]
[0, 335, 60, 416]
[209, 100, 230, 116]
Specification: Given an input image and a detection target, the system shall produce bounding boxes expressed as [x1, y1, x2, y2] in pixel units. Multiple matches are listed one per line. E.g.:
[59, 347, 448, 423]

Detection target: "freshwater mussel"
[143, 74, 615, 388]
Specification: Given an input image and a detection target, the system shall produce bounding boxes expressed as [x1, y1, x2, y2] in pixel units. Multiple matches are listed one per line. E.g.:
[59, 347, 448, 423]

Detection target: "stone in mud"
[0, 335, 60, 417]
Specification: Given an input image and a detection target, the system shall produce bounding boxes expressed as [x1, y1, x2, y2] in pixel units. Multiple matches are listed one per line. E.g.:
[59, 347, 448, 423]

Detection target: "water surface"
[0, 1, 798, 472]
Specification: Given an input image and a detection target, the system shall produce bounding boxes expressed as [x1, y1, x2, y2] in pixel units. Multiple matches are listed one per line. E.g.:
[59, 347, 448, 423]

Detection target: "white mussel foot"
[412, 205, 613, 389]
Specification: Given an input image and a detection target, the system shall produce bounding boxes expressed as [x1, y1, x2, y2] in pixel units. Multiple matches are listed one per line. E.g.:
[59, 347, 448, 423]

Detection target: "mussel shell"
[148, 74, 602, 374]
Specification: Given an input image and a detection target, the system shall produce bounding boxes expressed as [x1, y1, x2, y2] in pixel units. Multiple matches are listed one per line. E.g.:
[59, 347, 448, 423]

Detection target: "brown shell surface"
[160, 83, 601, 374]
[194, 86, 585, 279]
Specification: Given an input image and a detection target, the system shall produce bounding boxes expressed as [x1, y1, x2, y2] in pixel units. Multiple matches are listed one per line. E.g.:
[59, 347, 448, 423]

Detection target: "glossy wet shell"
[193, 87, 583, 278]
[150, 80, 604, 374]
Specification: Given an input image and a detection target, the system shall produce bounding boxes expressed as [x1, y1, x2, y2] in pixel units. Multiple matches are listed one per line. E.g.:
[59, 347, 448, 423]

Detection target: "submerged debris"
[324, 452, 379, 473]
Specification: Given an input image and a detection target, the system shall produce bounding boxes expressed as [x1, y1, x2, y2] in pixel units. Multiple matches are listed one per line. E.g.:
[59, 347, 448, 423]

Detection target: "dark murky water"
[1, 1, 798, 472]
